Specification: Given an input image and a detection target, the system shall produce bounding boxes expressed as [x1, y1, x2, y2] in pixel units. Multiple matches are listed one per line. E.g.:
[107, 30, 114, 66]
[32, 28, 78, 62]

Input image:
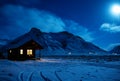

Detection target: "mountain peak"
[30, 27, 42, 33]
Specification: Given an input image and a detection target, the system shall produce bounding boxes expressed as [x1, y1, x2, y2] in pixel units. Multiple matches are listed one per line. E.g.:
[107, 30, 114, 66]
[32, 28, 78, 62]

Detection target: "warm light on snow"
[37, 58, 63, 63]
[110, 4, 120, 16]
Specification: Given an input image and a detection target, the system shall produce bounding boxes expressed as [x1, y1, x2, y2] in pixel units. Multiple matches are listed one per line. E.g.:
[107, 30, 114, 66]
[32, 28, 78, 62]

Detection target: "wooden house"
[1, 28, 47, 60]
[8, 40, 43, 60]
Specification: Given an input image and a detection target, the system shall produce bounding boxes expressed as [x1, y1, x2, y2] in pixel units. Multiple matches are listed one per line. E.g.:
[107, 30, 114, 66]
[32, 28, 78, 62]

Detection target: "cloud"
[0, 4, 65, 39]
[0, 4, 93, 41]
[100, 23, 120, 33]
[3, 5, 65, 32]
[64, 20, 94, 41]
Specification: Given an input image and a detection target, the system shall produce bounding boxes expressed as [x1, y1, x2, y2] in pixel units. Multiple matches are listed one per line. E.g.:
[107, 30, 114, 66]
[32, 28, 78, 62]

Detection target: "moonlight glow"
[111, 4, 120, 16]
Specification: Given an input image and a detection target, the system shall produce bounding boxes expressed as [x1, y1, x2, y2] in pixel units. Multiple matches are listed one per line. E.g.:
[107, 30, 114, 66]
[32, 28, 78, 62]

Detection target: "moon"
[110, 4, 120, 16]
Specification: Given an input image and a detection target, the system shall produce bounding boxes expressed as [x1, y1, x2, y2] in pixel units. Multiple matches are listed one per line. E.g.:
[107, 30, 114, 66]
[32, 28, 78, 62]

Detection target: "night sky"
[0, 0, 120, 50]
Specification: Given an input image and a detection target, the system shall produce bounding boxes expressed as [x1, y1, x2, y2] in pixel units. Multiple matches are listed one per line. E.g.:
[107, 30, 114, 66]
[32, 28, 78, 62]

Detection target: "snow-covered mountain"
[1, 28, 107, 56]
[50, 31, 107, 54]
[110, 45, 120, 54]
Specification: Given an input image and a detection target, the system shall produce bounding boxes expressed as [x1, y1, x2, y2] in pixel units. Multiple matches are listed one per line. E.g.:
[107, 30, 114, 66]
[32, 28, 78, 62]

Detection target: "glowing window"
[20, 49, 23, 55]
[27, 49, 32, 56]
[10, 50, 12, 53]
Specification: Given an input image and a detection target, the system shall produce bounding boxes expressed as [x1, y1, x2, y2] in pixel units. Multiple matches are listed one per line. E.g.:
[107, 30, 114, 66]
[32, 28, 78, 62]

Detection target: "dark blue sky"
[0, 0, 120, 50]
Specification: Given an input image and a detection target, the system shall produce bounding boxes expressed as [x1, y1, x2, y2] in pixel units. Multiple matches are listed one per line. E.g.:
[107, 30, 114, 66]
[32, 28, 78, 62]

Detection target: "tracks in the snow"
[40, 72, 51, 81]
[54, 71, 62, 81]
[18, 71, 62, 81]
[18, 71, 24, 81]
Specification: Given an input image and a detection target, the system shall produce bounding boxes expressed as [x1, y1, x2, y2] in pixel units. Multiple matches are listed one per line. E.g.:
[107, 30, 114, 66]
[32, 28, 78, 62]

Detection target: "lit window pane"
[27, 49, 32, 56]
[20, 49, 23, 55]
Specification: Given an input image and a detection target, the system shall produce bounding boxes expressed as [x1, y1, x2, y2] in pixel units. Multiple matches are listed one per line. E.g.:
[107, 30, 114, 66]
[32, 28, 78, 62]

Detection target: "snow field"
[0, 59, 120, 81]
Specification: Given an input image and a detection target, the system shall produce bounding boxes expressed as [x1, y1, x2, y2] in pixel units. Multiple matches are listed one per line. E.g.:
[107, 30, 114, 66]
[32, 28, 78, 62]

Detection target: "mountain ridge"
[1, 28, 107, 56]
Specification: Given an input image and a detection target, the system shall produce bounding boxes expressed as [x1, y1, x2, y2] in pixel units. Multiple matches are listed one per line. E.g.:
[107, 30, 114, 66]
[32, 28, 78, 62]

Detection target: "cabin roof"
[3, 32, 46, 50]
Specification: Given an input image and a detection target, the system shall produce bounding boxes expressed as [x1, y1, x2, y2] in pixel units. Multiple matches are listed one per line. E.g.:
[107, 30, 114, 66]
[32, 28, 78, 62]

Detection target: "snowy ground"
[0, 59, 120, 81]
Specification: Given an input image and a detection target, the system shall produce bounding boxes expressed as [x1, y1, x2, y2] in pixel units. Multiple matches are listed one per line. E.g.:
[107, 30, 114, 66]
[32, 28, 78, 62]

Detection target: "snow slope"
[0, 59, 120, 81]
[110, 45, 120, 54]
